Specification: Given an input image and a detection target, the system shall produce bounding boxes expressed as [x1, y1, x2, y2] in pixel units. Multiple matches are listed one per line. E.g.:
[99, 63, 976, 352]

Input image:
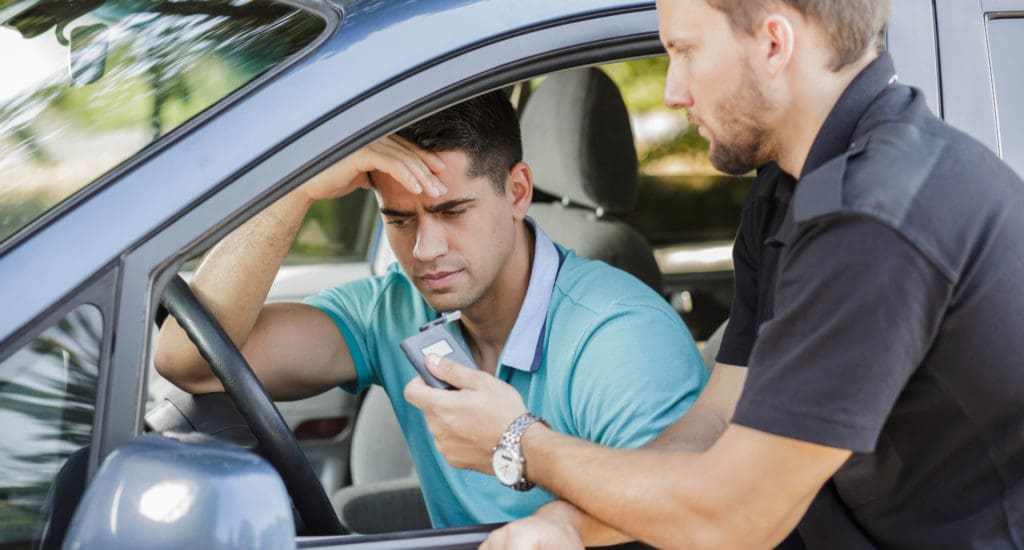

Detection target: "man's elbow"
[152, 327, 208, 393]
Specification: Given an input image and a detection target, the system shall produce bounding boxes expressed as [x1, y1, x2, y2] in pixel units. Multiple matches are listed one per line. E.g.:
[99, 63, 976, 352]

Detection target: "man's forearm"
[516, 365, 747, 547]
[154, 191, 313, 388]
[520, 426, 713, 547]
[645, 362, 745, 452]
[646, 405, 730, 452]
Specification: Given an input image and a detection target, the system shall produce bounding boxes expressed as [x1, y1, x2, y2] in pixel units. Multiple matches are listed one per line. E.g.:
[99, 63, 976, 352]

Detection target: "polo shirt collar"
[498, 217, 560, 373]
[801, 52, 898, 178]
[767, 53, 897, 248]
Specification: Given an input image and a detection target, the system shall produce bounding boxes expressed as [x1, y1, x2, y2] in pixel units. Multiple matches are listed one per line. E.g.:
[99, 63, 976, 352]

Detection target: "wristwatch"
[492, 412, 545, 491]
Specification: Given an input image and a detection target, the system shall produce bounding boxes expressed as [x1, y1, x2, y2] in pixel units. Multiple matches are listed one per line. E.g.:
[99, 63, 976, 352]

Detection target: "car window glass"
[287, 188, 379, 265]
[986, 17, 1023, 177]
[601, 57, 750, 247]
[0, 0, 326, 246]
[600, 57, 745, 339]
[0, 304, 102, 547]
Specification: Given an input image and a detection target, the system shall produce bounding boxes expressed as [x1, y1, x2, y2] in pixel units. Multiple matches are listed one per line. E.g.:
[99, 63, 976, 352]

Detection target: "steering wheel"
[160, 275, 345, 536]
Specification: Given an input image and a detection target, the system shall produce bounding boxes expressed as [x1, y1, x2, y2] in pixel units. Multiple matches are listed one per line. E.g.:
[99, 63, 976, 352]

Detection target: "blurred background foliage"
[602, 57, 749, 244]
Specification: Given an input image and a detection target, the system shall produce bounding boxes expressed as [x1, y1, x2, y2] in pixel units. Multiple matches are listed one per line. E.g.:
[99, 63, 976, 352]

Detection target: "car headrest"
[521, 67, 639, 214]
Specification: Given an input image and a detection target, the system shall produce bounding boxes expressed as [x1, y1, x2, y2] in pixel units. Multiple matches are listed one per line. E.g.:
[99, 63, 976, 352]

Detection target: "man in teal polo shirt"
[154, 90, 707, 527]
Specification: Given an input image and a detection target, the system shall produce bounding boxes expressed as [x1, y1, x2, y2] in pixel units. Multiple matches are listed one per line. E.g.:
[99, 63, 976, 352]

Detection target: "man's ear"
[508, 161, 533, 221]
[759, 13, 795, 78]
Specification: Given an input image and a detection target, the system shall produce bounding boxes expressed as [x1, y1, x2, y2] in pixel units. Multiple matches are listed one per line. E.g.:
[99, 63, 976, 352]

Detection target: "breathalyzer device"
[400, 311, 477, 389]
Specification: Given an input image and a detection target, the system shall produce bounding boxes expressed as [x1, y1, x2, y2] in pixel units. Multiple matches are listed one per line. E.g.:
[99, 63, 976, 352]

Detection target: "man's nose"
[412, 217, 448, 262]
[664, 64, 694, 109]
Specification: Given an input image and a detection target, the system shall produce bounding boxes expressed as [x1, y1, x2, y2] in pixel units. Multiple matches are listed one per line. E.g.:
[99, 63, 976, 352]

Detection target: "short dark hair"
[706, 0, 891, 71]
[396, 90, 522, 194]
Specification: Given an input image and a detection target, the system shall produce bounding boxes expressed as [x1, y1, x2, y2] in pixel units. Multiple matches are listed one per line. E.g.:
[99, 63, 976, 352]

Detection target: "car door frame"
[934, 0, 1024, 158]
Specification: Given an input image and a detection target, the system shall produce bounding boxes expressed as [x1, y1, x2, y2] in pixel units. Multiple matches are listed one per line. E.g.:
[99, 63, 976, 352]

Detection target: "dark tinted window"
[987, 17, 1024, 177]
[0, 305, 102, 547]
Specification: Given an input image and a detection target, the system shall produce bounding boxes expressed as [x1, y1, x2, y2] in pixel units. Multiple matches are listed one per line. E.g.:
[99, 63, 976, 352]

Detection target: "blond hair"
[706, 0, 891, 71]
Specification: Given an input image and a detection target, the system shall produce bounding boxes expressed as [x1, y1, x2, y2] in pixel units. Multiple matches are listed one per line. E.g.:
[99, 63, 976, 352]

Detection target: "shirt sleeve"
[567, 304, 709, 448]
[732, 215, 952, 453]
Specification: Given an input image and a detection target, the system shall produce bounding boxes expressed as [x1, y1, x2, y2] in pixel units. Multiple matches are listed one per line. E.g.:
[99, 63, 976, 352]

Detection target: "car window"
[986, 16, 1023, 177]
[599, 57, 744, 339]
[601, 57, 750, 247]
[0, 0, 326, 247]
[0, 304, 102, 547]
[286, 188, 379, 265]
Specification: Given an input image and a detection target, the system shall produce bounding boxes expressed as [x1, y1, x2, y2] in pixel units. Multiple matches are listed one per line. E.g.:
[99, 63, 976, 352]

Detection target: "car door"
[933, 0, 1024, 176]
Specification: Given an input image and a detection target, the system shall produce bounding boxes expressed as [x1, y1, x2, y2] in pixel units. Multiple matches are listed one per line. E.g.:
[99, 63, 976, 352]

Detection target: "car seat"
[700, 319, 728, 374]
[522, 66, 663, 292]
[331, 385, 429, 533]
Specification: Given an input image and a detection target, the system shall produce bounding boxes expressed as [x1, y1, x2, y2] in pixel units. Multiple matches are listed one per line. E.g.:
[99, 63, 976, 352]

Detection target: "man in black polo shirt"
[405, 0, 1024, 547]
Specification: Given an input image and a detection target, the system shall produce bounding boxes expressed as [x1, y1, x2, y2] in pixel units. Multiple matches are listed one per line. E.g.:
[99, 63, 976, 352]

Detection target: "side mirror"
[64, 434, 296, 548]
[67, 22, 108, 86]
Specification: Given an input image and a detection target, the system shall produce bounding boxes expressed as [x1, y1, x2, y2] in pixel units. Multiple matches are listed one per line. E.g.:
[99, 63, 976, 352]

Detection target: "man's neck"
[460, 222, 535, 374]
[776, 52, 879, 178]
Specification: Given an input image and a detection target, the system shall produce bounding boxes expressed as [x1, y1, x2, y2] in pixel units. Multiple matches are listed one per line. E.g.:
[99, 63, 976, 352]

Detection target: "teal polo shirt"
[304, 220, 707, 527]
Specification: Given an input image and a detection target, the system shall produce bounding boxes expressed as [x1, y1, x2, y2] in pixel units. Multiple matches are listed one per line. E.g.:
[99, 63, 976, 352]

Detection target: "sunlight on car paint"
[138, 480, 197, 524]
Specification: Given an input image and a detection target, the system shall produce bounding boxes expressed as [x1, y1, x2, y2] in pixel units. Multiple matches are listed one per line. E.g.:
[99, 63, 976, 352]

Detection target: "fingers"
[391, 134, 448, 174]
[426, 354, 487, 389]
[480, 526, 506, 550]
[403, 374, 435, 409]
[370, 136, 447, 197]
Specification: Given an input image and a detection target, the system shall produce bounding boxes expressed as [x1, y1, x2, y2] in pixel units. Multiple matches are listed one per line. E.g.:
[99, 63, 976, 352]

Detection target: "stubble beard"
[706, 65, 777, 175]
[421, 283, 484, 314]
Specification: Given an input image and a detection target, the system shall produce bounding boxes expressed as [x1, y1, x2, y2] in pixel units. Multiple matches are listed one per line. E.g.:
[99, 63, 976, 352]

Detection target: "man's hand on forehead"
[298, 135, 448, 203]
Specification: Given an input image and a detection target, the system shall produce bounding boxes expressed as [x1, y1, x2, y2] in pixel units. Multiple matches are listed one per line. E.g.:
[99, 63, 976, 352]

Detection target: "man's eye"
[443, 209, 467, 218]
[387, 218, 412, 228]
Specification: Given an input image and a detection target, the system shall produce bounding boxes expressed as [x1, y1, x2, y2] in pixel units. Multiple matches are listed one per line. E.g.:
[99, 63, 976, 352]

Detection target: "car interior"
[23, 57, 737, 547]
[169, 61, 729, 538]
[329, 63, 731, 534]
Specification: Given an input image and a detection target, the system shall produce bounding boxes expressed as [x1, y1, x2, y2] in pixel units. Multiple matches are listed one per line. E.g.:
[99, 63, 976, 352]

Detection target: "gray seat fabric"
[522, 67, 663, 291]
[349, 386, 414, 484]
[332, 386, 430, 533]
[331, 477, 430, 534]
[700, 319, 728, 375]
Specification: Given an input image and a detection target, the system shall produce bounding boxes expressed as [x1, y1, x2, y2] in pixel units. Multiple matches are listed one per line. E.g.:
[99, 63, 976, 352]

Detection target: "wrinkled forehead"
[371, 148, 466, 189]
[371, 149, 491, 208]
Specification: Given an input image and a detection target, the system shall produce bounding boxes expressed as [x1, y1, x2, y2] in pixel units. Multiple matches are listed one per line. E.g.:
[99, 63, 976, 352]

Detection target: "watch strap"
[498, 412, 545, 491]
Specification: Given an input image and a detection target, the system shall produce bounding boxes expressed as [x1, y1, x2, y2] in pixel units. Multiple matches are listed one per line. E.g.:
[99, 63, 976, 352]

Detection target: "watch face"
[492, 446, 522, 486]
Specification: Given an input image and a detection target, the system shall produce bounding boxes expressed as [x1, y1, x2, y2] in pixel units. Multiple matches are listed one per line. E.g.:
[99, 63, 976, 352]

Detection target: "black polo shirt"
[715, 163, 793, 367]
[728, 53, 1024, 547]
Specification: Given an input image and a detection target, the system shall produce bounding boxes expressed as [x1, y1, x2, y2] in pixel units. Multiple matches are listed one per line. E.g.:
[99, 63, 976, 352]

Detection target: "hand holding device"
[401, 311, 477, 389]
